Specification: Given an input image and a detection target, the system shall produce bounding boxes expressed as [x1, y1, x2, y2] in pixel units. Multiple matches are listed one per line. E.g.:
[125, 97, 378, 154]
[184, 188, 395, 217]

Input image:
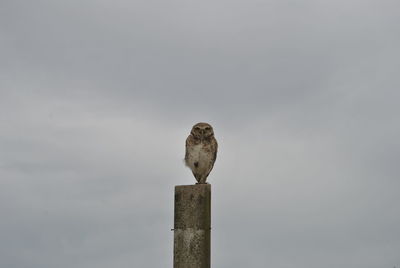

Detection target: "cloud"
[1, 0, 399, 267]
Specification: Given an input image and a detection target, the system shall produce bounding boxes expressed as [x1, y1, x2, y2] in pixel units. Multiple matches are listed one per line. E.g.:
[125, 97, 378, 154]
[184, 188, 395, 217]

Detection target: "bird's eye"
[205, 127, 211, 131]
[195, 127, 200, 131]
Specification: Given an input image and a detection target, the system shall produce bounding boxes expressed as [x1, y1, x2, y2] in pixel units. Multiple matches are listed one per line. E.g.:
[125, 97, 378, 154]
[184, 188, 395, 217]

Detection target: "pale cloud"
[1, 0, 399, 267]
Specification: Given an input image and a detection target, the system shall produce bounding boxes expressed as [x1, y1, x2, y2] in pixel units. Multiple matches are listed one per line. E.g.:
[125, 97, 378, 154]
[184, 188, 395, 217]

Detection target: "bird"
[184, 122, 218, 184]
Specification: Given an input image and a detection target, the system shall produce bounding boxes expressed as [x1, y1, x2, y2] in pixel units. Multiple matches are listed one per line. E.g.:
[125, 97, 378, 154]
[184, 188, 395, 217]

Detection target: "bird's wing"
[214, 140, 218, 162]
[212, 138, 218, 163]
[184, 135, 191, 162]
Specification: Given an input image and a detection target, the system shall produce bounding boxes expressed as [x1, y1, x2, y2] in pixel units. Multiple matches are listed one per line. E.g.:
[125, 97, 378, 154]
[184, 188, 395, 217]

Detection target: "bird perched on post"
[185, 122, 218, 184]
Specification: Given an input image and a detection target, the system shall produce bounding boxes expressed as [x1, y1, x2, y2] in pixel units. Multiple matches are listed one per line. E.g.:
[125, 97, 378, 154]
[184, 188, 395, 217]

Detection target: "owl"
[185, 122, 218, 184]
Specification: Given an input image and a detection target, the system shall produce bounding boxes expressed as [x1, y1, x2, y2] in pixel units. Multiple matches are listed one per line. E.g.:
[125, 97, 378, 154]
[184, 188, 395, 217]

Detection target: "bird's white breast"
[190, 144, 203, 158]
[187, 143, 211, 171]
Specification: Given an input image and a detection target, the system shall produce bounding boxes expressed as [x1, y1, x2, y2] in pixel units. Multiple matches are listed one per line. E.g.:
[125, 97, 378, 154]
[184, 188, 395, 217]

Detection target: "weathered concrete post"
[174, 184, 211, 268]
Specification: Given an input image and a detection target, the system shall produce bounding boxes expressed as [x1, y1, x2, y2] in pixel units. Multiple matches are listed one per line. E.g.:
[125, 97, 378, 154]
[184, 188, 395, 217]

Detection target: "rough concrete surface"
[174, 184, 211, 268]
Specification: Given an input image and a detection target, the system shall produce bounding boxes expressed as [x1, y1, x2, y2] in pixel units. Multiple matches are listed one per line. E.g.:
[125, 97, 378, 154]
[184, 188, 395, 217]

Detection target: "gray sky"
[1, 0, 400, 267]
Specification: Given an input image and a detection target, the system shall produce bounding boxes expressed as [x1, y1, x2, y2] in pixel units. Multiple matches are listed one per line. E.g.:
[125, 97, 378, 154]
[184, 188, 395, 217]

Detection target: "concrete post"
[174, 184, 211, 268]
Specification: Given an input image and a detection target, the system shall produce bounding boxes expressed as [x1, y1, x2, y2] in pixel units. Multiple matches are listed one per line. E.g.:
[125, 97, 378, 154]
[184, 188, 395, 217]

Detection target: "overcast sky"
[1, 0, 400, 267]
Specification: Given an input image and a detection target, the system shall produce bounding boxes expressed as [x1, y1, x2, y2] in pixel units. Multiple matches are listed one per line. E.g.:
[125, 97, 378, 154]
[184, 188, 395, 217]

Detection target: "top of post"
[174, 184, 211, 230]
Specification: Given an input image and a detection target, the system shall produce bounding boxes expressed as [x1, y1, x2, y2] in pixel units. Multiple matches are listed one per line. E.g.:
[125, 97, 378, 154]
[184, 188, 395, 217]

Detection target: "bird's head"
[191, 122, 214, 140]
